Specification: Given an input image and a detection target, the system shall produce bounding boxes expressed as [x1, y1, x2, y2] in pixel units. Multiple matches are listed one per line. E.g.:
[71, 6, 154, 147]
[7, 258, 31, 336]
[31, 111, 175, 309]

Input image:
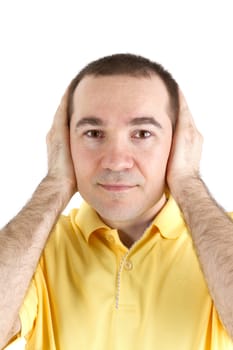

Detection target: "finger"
[178, 88, 197, 128]
[52, 88, 70, 127]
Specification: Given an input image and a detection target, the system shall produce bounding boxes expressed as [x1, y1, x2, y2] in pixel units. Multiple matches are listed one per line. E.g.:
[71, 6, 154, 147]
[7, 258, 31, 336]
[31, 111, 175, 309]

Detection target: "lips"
[98, 183, 137, 192]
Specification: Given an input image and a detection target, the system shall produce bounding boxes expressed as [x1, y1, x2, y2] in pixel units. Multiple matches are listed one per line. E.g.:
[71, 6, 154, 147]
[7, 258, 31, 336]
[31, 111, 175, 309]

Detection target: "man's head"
[68, 54, 179, 228]
[67, 53, 179, 130]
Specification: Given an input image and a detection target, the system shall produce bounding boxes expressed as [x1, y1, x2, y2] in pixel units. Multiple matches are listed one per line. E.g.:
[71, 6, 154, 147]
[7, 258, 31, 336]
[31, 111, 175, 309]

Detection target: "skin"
[69, 75, 173, 245]
[2, 73, 233, 347]
[167, 90, 203, 187]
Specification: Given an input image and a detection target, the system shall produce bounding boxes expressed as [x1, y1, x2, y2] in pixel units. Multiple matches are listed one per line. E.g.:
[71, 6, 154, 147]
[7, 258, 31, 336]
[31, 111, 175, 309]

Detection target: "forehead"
[72, 75, 170, 118]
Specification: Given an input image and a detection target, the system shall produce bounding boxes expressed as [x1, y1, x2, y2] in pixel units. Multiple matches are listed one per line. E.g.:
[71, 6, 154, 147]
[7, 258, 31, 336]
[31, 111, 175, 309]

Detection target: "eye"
[132, 130, 152, 139]
[84, 130, 105, 138]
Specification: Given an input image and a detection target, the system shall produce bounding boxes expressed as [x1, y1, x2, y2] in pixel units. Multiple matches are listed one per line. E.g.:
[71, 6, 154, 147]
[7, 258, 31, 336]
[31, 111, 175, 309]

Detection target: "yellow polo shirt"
[12, 194, 233, 349]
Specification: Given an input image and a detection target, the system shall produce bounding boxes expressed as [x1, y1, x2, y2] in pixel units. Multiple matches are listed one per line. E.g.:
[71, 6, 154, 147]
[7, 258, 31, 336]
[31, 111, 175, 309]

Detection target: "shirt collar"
[75, 193, 186, 242]
[75, 202, 111, 242]
[152, 192, 186, 239]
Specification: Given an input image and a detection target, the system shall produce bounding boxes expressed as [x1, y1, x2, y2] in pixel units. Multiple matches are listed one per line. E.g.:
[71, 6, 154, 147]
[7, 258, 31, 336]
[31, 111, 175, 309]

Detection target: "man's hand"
[166, 90, 233, 339]
[0, 89, 78, 348]
[166, 90, 203, 196]
[46, 90, 77, 197]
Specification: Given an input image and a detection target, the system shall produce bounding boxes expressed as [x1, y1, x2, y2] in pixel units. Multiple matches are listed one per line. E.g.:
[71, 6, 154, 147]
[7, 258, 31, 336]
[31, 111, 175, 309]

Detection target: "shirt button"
[105, 234, 115, 244]
[124, 260, 133, 271]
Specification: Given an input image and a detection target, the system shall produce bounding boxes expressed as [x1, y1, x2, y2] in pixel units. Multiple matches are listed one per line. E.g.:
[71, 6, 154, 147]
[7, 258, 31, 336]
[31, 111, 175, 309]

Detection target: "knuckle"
[199, 131, 204, 140]
[46, 132, 53, 145]
[196, 131, 203, 143]
[46, 132, 50, 142]
[46, 126, 56, 141]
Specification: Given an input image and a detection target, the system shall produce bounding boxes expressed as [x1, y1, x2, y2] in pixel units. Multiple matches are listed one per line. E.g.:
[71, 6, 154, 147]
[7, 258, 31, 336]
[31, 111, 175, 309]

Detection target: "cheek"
[139, 141, 172, 175]
[144, 140, 171, 166]
[158, 135, 173, 164]
[70, 141, 98, 178]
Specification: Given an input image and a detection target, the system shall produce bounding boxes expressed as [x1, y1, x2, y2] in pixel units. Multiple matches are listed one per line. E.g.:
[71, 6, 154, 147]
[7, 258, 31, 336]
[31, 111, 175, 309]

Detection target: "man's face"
[70, 75, 173, 227]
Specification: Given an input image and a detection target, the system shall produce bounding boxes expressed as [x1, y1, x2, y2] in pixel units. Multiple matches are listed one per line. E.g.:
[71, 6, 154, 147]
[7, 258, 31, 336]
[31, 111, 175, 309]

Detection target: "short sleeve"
[3, 278, 38, 349]
[19, 278, 38, 338]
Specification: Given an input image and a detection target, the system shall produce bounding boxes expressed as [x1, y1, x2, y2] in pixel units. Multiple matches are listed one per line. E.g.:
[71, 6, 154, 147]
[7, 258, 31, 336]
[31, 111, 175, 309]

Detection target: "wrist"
[168, 173, 203, 203]
[43, 174, 77, 203]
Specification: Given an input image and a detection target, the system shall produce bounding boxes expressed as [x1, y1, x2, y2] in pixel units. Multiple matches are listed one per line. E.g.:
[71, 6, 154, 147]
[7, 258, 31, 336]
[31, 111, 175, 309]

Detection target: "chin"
[81, 189, 166, 223]
[95, 206, 137, 223]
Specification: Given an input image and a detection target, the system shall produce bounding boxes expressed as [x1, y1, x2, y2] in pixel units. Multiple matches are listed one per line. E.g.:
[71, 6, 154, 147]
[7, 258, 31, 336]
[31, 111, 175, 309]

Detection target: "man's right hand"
[46, 89, 77, 198]
[0, 88, 77, 349]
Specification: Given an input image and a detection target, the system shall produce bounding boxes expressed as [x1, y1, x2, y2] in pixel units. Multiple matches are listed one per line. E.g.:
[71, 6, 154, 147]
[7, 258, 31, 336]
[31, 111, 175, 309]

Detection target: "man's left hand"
[166, 90, 203, 195]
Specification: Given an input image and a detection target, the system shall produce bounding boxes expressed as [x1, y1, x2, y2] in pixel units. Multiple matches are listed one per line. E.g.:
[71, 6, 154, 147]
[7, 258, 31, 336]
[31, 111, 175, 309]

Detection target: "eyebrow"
[129, 117, 162, 129]
[75, 116, 162, 129]
[76, 117, 105, 128]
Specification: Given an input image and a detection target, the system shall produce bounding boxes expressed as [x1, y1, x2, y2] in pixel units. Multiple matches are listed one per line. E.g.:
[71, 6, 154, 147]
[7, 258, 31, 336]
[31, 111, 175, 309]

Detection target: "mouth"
[98, 184, 137, 192]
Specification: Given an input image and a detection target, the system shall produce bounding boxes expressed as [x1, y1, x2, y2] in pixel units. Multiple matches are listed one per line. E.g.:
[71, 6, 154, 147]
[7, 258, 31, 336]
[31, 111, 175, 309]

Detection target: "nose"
[100, 137, 134, 171]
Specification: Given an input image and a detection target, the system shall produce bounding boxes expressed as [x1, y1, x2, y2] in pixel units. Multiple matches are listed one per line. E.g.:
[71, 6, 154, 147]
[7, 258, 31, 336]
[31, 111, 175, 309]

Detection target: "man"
[1, 54, 233, 349]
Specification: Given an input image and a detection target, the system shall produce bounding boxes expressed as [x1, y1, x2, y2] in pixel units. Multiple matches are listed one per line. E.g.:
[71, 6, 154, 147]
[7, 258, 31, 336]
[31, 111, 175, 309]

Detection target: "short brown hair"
[67, 53, 179, 129]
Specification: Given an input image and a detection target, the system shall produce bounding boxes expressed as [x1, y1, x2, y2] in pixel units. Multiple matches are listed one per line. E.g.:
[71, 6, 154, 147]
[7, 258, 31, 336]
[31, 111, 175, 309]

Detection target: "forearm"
[0, 176, 72, 346]
[172, 176, 233, 338]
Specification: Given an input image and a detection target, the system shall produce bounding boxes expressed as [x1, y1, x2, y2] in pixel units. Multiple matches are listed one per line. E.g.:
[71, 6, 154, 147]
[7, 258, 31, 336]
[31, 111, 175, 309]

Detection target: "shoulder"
[44, 209, 81, 251]
[54, 209, 79, 231]
[227, 212, 233, 220]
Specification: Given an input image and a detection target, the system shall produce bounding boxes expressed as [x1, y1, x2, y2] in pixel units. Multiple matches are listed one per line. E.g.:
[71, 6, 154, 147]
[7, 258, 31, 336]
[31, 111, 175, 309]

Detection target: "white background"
[0, 0, 233, 347]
